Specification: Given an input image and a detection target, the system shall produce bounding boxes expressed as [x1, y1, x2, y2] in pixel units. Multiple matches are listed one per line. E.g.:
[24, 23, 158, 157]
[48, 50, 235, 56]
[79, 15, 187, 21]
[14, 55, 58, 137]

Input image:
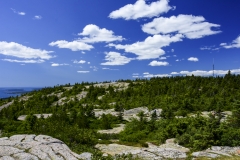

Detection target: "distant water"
[0, 87, 42, 99]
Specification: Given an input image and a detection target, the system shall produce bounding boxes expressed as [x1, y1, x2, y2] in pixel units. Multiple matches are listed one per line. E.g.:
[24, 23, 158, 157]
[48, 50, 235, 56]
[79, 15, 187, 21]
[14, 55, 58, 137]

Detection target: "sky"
[0, 0, 240, 87]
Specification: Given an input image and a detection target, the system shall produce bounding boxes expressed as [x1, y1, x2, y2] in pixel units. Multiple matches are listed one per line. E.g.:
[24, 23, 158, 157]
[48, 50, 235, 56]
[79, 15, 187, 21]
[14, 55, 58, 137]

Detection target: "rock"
[17, 114, 52, 121]
[192, 151, 219, 159]
[124, 107, 148, 116]
[0, 134, 92, 160]
[192, 146, 240, 158]
[94, 109, 118, 118]
[165, 138, 175, 144]
[0, 101, 13, 111]
[95, 143, 188, 159]
[98, 124, 125, 134]
[78, 152, 93, 160]
[102, 153, 108, 157]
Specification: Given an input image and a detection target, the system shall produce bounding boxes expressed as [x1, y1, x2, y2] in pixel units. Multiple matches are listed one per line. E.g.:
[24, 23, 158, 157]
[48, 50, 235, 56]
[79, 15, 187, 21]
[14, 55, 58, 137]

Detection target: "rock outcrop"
[95, 139, 189, 159]
[192, 146, 240, 158]
[0, 134, 92, 160]
[17, 114, 52, 121]
[98, 124, 125, 134]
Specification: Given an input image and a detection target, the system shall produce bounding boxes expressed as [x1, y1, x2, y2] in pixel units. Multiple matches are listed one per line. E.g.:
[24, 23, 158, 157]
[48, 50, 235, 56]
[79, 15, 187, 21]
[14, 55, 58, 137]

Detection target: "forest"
[1, 71, 240, 159]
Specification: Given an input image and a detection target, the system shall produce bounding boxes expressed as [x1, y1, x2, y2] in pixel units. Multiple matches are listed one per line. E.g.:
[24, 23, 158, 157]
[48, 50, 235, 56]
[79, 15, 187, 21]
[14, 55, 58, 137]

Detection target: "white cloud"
[109, 0, 172, 20]
[149, 60, 169, 66]
[87, 62, 90, 64]
[101, 52, 132, 65]
[173, 55, 177, 57]
[11, 8, 26, 15]
[2, 59, 44, 63]
[188, 57, 199, 62]
[200, 45, 219, 51]
[49, 40, 93, 51]
[159, 56, 167, 60]
[51, 63, 69, 67]
[90, 66, 98, 71]
[171, 72, 178, 74]
[171, 49, 174, 52]
[132, 73, 139, 76]
[142, 14, 221, 39]
[73, 60, 86, 64]
[78, 24, 124, 43]
[0, 41, 54, 60]
[143, 72, 149, 75]
[82, 51, 85, 54]
[18, 12, 26, 15]
[171, 69, 240, 76]
[144, 73, 171, 78]
[221, 36, 240, 49]
[108, 34, 183, 60]
[34, 15, 42, 19]
[102, 67, 119, 70]
[220, 43, 227, 46]
[133, 75, 141, 78]
[77, 71, 90, 73]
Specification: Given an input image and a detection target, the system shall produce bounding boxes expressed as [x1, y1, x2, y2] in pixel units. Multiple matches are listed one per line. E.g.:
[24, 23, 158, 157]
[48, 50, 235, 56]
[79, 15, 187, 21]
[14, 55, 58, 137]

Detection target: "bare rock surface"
[0, 102, 13, 111]
[0, 134, 92, 160]
[98, 124, 125, 134]
[17, 114, 52, 121]
[94, 107, 162, 121]
[95, 140, 189, 159]
[192, 146, 240, 158]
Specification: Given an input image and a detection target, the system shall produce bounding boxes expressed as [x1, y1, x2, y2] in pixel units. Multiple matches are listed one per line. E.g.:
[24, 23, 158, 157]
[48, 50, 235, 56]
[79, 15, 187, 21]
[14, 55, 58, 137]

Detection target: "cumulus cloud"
[77, 71, 90, 73]
[143, 72, 149, 75]
[200, 45, 219, 51]
[144, 73, 171, 78]
[0, 41, 54, 61]
[73, 60, 86, 64]
[109, 0, 172, 20]
[142, 14, 221, 39]
[149, 60, 169, 66]
[132, 73, 139, 76]
[102, 67, 119, 70]
[2, 59, 44, 63]
[171, 72, 178, 74]
[108, 34, 183, 60]
[49, 40, 93, 51]
[171, 69, 240, 76]
[78, 24, 124, 43]
[133, 75, 141, 78]
[51, 63, 69, 67]
[34, 15, 42, 19]
[11, 8, 26, 15]
[220, 35, 240, 49]
[159, 56, 167, 60]
[101, 52, 133, 65]
[188, 57, 199, 62]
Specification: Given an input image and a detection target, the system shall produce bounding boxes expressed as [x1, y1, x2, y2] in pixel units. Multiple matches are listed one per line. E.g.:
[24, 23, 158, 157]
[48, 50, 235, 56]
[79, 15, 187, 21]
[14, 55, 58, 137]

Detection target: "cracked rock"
[0, 134, 92, 160]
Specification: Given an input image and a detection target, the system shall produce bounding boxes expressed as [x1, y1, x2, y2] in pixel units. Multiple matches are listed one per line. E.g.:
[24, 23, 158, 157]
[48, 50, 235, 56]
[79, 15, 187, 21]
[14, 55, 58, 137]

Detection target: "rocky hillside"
[1, 75, 240, 159]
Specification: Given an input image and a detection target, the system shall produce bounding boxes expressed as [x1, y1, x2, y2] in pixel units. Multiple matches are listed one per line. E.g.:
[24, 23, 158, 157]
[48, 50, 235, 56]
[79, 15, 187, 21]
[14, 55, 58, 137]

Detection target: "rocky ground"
[96, 139, 189, 159]
[0, 134, 92, 160]
[96, 138, 240, 159]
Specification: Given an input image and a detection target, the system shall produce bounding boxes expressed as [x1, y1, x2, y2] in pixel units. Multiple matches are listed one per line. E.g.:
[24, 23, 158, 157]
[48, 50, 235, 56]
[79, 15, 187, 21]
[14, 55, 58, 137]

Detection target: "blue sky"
[0, 0, 240, 87]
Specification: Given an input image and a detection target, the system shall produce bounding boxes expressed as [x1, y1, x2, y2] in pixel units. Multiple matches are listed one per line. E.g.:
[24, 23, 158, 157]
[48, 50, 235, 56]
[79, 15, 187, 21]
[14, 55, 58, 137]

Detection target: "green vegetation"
[1, 71, 240, 158]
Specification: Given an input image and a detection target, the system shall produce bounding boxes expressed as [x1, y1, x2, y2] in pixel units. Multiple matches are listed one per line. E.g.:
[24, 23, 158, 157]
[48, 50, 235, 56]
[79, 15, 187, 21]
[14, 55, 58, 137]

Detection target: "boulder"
[0, 135, 92, 160]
